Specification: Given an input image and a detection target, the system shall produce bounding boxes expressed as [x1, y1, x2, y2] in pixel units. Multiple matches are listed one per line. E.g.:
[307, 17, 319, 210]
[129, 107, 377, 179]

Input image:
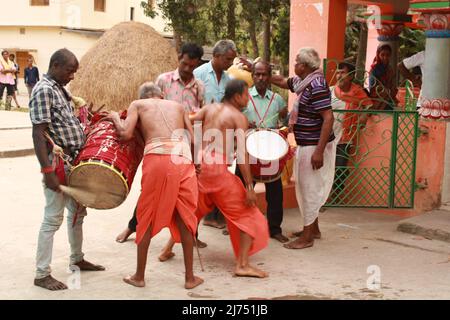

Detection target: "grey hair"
[296, 47, 321, 70]
[213, 40, 237, 56]
[138, 82, 162, 99]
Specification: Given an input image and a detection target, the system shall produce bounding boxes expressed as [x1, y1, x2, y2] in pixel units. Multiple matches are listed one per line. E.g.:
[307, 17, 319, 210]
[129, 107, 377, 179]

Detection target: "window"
[30, 0, 49, 6]
[130, 7, 135, 21]
[94, 0, 106, 12]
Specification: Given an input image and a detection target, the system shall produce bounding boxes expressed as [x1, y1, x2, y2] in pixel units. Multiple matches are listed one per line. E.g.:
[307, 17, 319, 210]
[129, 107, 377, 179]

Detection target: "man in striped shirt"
[272, 48, 335, 250]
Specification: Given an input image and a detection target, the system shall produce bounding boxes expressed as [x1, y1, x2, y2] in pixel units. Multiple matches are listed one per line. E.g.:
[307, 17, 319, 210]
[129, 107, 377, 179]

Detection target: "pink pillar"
[289, 0, 348, 108]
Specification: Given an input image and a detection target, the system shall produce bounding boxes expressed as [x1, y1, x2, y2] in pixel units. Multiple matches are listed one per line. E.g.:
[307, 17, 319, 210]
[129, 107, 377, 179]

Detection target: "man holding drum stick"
[30, 49, 105, 291]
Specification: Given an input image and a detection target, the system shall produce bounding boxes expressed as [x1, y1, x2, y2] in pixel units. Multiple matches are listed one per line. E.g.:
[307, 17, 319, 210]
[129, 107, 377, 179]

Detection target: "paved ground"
[1, 107, 449, 300]
[1, 155, 449, 300]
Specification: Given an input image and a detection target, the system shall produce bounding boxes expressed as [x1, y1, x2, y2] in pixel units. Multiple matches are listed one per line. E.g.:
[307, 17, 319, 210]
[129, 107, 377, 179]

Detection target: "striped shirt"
[155, 69, 204, 113]
[290, 75, 335, 146]
[29, 74, 85, 157]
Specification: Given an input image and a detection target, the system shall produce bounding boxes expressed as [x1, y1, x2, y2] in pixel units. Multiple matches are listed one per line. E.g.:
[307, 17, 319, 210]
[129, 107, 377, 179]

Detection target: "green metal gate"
[325, 109, 419, 208]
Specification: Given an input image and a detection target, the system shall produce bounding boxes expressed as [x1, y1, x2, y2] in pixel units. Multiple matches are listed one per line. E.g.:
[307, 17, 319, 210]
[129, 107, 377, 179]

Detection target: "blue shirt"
[25, 66, 40, 85]
[243, 86, 286, 129]
[194, 61, 232, 104]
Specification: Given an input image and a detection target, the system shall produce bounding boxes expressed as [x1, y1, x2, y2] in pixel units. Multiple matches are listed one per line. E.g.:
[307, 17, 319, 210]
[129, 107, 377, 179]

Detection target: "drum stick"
[193, 237, 205, 272]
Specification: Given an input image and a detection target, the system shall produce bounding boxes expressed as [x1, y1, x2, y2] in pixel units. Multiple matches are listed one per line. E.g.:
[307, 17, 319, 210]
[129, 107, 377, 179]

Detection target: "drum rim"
[69, 159, 129, 195]
[246, 129, 289, 161]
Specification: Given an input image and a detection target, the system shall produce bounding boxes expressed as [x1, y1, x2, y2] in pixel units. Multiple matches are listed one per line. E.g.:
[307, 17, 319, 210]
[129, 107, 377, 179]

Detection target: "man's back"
[137, 99, 185, 144]
[198, 103, 247, 158]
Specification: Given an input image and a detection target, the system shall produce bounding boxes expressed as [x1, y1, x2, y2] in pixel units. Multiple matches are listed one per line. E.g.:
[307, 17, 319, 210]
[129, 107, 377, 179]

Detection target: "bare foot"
[283, 238, 314, 249]
[123, 275, 145, 288]
[290, 230, 321, 239]
[270, 233, 289, 243]
[235, 265, 268, 278]
[158, 251, 175, 262]
[34, 275, 68, 291]
[203, 220, 226, 229]
[116, 228, 134, 243]
[74, 259, 106, 271]
[185, 276, 204, 289]
[195, 238, 208, 248]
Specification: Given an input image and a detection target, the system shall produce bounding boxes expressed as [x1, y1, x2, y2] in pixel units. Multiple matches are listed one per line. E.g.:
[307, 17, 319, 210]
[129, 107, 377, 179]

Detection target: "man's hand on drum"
[44, 172, 61, 192]
[248, 121, 257, 129]
[311, 150, 324, 170]
[105, 111, 120, 122]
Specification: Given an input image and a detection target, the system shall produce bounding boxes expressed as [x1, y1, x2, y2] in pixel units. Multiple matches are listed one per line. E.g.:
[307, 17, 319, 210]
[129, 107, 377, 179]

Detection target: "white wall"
[0, 0, 171, 36]
[1, 26, 99, 77]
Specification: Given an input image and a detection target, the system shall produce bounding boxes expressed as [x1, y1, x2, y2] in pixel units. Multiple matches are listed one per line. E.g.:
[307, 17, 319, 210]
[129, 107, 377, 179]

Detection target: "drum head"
[246, 130, 289, 161]
[69, 162, 128, 210]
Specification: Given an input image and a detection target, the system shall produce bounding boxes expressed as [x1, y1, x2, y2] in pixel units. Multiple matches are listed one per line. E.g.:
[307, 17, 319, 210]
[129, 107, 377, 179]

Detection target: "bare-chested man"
[107, 82, 203, 289]
[160, 79, 269, 278]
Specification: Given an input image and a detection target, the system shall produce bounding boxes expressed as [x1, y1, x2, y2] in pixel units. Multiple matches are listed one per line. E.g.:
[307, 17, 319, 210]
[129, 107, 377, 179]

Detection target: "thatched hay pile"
[71, 22, 178, 111]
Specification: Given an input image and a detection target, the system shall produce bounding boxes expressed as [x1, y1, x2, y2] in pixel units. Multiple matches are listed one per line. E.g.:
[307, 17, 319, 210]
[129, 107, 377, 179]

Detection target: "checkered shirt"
[29, 74, 85, 157]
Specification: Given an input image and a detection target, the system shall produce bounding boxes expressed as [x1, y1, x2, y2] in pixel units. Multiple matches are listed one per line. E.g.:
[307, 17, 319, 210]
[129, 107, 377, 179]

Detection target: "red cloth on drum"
[135, 154, 199, 245]
[196, 151, 269, 257]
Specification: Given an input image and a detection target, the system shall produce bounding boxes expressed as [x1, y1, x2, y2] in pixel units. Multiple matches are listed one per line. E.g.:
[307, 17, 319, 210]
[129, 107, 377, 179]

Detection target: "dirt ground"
[1, 155, 449, 300]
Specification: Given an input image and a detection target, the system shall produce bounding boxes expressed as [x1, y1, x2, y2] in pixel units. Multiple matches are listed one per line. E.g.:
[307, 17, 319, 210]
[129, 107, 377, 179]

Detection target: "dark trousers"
[235, 166, 284, 236]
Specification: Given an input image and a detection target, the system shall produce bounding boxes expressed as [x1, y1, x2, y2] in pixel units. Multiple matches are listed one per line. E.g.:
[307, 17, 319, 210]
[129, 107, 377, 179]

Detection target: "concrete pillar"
[415, 10, 450, 119]
[288, 0, 348, 108]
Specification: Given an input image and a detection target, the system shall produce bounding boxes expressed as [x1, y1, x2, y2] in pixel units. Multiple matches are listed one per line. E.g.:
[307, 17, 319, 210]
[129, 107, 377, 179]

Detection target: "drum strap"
[249, 92, 276, 128]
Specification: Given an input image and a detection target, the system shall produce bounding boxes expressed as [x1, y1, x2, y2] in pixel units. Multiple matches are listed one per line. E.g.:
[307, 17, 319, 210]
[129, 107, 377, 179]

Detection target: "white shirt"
[403, 51, 425, 75]
[402, 51, 425, 107]
[330, 86, 346, 144]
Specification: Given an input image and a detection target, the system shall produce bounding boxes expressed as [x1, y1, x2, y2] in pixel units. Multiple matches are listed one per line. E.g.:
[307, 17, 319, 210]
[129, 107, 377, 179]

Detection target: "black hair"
[48, 48, 77, 69]
[222, 79, 248, 102]
[252, 60, 272, 75]
[180, 43, 204, 60]
[338, 62, 356, 75]
[9, 53, 15, 59]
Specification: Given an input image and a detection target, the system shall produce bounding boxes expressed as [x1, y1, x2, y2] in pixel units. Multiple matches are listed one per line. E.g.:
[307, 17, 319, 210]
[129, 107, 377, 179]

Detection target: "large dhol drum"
[246, 129, 294, 183]
[69, 112, 144, 209]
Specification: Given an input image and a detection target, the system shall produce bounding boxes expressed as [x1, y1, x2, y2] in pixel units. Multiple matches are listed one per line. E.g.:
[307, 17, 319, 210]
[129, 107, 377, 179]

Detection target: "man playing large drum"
[236, 61, 289, 243]
[30, 49, 105, 291]
[107, 83, 203, 289]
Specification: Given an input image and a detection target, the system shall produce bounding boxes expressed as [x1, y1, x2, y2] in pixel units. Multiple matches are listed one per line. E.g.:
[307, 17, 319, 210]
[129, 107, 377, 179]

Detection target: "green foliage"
[399, 28, 426, 62]
[140, 0, 291, 67]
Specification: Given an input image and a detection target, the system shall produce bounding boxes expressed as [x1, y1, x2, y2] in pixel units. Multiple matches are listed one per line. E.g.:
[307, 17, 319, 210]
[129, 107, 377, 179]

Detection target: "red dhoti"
[135, 143, 198, 245]
[196, 152, 269, 257]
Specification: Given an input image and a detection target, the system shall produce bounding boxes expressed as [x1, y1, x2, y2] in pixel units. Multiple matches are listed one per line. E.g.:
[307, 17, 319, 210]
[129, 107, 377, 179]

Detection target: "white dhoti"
[294, 142, 336, 227]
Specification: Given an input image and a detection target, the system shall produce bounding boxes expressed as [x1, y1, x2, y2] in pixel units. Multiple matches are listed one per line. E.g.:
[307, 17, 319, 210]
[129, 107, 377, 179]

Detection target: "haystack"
[71, 22, 178, 111]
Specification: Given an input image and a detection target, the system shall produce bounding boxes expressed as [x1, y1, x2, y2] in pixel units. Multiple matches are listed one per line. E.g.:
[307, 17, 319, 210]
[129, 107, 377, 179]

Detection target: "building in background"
[0, 0, 171, 92]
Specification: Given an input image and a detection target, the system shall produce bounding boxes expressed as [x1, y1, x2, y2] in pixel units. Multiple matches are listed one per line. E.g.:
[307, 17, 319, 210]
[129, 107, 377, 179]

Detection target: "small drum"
[68, 112, 144, 209]
[246, 129, 294, 183]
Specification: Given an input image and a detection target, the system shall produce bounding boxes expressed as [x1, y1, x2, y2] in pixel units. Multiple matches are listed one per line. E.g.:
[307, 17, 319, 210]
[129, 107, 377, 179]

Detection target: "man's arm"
[311, 109, 334, 170]
[32, 123, 60, 192]
[235, 115, 257, 207]
[398, 62, 421, 87]
[108, 102, 139, 141]
[271, 75, 290, 89]
[189, 105, 208, 123]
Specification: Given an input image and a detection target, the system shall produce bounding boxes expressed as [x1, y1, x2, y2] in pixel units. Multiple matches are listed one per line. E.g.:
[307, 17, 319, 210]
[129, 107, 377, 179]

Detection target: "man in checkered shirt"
[30, 48, 105, 291]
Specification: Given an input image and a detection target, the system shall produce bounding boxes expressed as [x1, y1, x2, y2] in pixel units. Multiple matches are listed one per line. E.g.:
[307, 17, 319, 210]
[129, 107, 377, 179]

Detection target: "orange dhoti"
[136, 152, 198, 245]
[196, 152, 269, 257]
